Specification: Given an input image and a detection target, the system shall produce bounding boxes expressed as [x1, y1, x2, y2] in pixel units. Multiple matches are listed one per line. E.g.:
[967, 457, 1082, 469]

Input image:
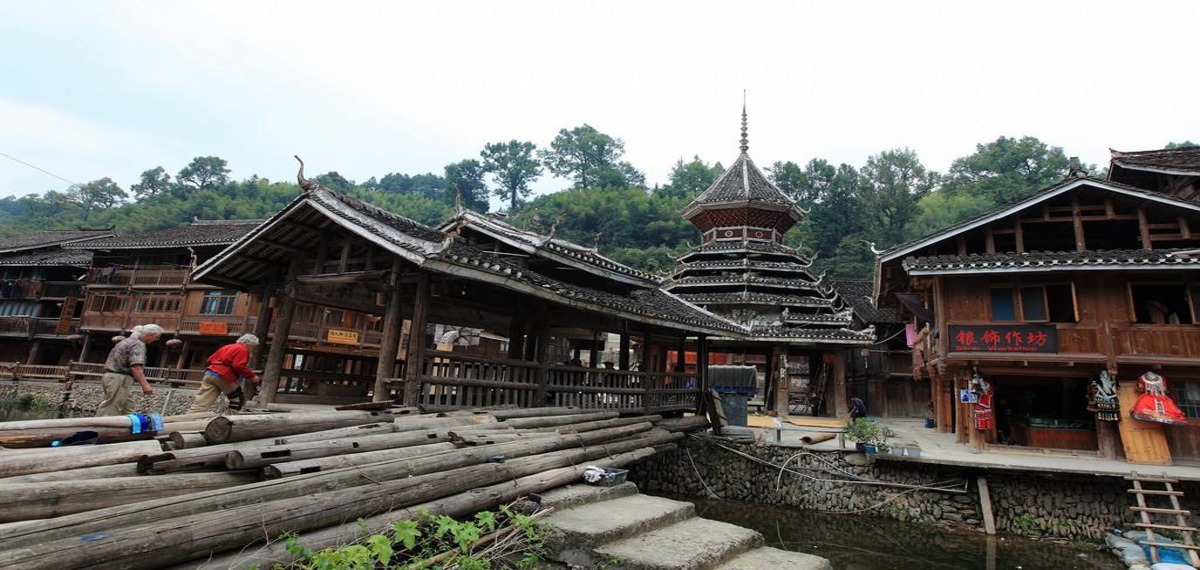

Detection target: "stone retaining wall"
[628, 435, 1200, 541]
[0, 380, 198, 416]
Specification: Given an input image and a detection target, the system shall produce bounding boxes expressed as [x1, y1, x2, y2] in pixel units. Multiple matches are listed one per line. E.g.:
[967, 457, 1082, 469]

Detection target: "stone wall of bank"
[628, 435, 1200, 541]
[0, 380, 198, 416]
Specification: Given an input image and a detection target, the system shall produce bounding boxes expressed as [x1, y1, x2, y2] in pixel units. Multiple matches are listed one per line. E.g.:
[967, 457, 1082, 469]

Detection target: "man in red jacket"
[187, 334, 260, 414]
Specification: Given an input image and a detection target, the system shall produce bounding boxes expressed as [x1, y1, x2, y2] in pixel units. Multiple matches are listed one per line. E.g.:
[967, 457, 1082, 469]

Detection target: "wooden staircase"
[1126, 473, 1200, 566]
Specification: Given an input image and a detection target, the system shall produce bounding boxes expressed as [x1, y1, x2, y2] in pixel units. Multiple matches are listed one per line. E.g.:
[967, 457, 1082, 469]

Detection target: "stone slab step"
[544, 494, 696, 549]
[537, 482, 640, 510]
[594, 517, 763, 570]
[713, 546, 833, 570]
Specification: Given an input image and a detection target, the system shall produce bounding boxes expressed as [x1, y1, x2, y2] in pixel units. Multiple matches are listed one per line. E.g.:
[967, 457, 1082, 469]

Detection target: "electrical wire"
[0, 152, 79, 187]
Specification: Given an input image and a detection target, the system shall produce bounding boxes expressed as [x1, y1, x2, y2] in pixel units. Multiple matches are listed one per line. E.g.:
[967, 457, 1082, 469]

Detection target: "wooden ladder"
[1126, 472, 1200, 566]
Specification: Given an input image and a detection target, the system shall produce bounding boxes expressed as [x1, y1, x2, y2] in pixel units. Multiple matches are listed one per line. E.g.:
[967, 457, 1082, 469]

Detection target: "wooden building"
[663, 111, 874, 417]
[192, 168, 743, 412]
[0, 230, 113, 364]
[832, 280, 924, 418]
[876, 165, 1200, 463]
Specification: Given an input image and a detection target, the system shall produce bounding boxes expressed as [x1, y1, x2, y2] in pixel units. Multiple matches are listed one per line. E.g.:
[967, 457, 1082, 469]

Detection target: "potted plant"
[844, 418, 896, 453]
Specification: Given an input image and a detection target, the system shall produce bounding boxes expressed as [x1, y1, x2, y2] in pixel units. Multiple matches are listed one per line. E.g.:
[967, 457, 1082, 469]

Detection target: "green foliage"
[844, 418, 896, 445]
[1011, 513, 1038, 536]
[1165, 141, 1197, 149]
[481, 140, 541, 210]
[859, 148, 940, 246]
[942, 136, 1068, 207]
[131, 167, 172, 199]
[280, 505, 548, 570]
[904, 191, 994, 241]
[655, 156, 722, 200]
[177, 156, 231, 191]
[445, 159, 490, 212]
[540, 124, 644, 189]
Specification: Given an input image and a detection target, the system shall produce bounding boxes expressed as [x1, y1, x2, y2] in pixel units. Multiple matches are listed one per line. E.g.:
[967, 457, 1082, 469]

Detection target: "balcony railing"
[0, 280, 84, 300]
[178, 314, 259, 337]
[0, 316, 79, 338]
[93, 267, 191, 288]
[80, 313, 182, 333]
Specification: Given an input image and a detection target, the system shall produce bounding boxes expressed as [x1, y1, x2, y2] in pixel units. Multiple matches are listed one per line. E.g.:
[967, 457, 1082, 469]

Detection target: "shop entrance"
[992, 375, 1096, 450]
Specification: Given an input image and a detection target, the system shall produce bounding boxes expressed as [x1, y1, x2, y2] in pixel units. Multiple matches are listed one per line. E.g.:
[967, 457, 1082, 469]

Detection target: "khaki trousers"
[96, 372, 134, 417]
[187, 375, 232, 414]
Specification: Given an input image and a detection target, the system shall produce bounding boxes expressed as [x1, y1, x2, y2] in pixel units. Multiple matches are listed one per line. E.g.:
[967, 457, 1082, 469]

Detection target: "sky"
[2, 1, 1197, 211]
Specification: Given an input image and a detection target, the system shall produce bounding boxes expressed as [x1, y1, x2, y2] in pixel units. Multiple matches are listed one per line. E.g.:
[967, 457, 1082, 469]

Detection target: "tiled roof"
[879, 177, 1200, 263]
[0, 249, 93, 267]
[748, 324, 876, 343]
[674, 259, 814, 273]
[1111, 147, 1200, 175]
[682, 153, 804, 220]
[678, 240, 809, 260]
[675, 291, 839, 308]
[670, 275, 823, 290]
[69, 220, 264, 250]
[440, 210, 659, 285]
[902, 249, 1200, 274]
[433, 242, 745, 334]
[0, 230, 114, 253]
[832, 279, 901, 324]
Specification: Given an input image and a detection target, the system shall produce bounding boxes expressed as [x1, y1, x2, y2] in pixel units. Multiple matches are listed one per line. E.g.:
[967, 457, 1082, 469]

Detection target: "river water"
[652, 493, 1123, 570]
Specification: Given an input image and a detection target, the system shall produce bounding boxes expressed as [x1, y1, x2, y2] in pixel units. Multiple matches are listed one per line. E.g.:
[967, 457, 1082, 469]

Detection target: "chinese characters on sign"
[326, 329, 360, 345]
[948, 325, 1057, 353]
[198, 321, 229, 335]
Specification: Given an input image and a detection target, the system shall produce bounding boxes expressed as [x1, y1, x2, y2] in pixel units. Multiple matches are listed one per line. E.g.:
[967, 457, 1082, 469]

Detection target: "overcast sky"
[2, 1, 1196, 210]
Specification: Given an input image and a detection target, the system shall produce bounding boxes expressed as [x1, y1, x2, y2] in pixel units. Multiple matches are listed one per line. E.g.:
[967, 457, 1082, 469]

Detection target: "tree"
[444, 159, 489, 212]
[131, 167, 173, 199]
[942, 136, 1068, 206]
[657, 156, 723, 200]
[177, 156, 231, 190]
[905, 191, 994, 241]
[313, 171, 353, 193]
[481, 140, 541, 210]
[769, 158, 844, 207]
[71, 178, 128, 219]
[1166, 141, 1198, 149]
[375, 172, 446, 199]
[859, 149, 939, 246]
[799, 162, 866, 258]
[539, 124, 644, 189]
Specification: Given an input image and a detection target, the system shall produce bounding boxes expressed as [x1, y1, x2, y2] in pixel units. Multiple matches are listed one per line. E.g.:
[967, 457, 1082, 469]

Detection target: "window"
[991, 284, 1077, 323]
[88, 294, 127, 313]
[134, 293, 182, 313]
[199, 290, 238, 315]
[1130, 283, 1194, 324]
[1171, 380, 1200, 420]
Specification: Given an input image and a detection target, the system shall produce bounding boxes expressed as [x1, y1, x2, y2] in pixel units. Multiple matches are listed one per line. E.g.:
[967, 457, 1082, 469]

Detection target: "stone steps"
[538, 483, 830, 570]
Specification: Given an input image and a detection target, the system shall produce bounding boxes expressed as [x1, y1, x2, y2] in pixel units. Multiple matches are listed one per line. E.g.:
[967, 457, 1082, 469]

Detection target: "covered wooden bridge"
[191, 170, 746, 414]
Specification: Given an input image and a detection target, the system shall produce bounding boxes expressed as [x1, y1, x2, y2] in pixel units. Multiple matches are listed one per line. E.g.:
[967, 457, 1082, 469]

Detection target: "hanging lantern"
[165, 338, 184, 350]
[111, 335, 126, 343]
[66, 334, 84, 344]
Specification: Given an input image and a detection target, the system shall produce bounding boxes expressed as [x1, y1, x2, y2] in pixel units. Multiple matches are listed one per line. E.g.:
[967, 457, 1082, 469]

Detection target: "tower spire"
[739, 91, 749, 153]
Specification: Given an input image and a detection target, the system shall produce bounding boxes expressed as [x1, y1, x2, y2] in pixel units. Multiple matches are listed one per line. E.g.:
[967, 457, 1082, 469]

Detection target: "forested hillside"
[4, 127, 1189, 279]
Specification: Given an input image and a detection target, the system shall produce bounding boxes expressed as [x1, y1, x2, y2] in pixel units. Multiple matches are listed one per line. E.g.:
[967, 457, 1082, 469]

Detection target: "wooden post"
[250, 286, 275, 369]
[79, 334, 92, 363]
[588, 330, 600, 369]
[618, 324, 630, 370]
[1097, 420, 1119, 460]
[640, 328, 653, 414]
[174, 339, 191, 369]
[1072, 194, 1087, 251]
[772, 347, 788, 418]
[373, 258, 405, 402]
[24, 342, 40, 365]
[259, 261, 300, 406]
[675, 335, 686, 371]
[977, 475, 996, 535]
[533, 303, 550, 406]
[831, 352, 848, 419]
[507, 307, 525, 361]
[697, 334, 708, 394]
[402, 273, 430, 407]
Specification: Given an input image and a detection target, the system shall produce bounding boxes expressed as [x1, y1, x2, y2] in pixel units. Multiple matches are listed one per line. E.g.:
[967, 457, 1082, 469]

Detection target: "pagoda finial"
[739, 91, 749, 153]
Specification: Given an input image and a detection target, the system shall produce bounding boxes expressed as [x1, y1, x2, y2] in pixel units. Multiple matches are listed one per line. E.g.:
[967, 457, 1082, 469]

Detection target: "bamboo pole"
[0, 433, 679, 569]
[0, 423, 660, 550]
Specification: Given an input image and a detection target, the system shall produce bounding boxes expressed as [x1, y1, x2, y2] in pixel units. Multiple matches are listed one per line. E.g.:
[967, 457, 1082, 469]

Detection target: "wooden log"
[530, 414, 662, 433]
[497, 411, 619, 429]
[264, 442, 458, 479]
[800, 432, 837, 444]
[0, 412, 214, 432]
[0, 431, 679, 569]
[0, 463, 139, 484]
[392, 414, 497, 432]
[204, 447, 659, 569]
[0, 440, 163, 478]
[202, 410, 395, 444]
[0, 423, 663, 550]
[167, 432, 208, 449]
[448, 432, 556, 446]
[0, 472, 258, 523]
[0, 417, 214, 449]
[226, 430, 464, 470]
[487, 406, 606, 420]
[654, 415, 711, 432]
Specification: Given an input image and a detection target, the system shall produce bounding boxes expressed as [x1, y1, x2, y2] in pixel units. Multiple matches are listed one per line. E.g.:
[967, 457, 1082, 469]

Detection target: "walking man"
[95, 324, 163, 416]
[187, 334, 260, 414]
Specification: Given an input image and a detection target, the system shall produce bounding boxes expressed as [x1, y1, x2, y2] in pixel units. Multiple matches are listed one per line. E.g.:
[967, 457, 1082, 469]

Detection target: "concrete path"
[752, 414, 1200, 481]
[538, 482, 830, 570]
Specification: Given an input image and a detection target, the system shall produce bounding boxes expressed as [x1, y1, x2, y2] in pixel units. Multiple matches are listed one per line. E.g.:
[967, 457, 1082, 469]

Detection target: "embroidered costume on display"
[1087, 370, 1121, 422]
[972, 370, 995, 431]
[1129, 371, 1188, 426]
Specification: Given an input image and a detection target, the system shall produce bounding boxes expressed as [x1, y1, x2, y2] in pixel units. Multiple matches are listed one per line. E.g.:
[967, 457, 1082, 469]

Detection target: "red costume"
[974, 388, 995, 430]
[1130, 371, 1187, 426]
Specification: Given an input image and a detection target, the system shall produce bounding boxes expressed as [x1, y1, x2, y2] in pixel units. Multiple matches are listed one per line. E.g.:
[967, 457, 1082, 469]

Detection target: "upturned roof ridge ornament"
[294, 155, 317, 191]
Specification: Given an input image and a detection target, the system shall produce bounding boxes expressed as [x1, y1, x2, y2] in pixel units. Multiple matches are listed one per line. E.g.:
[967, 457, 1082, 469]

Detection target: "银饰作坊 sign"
[948, 325, 1057, 353]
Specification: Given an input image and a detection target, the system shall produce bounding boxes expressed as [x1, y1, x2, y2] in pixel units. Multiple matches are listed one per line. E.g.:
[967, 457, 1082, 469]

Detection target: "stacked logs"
[0, 405, 706, 570]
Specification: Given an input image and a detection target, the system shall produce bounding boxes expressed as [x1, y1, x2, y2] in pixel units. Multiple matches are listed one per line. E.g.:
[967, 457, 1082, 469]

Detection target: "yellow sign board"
[327, 329, 360, 345]
[199, 321, 229, 335]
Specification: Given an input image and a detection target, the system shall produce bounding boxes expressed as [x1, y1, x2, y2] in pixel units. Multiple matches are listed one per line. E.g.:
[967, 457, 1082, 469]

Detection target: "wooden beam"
[978, 475, 996, 535]
[338, 241, 352, 273]
[295, 270, 391, 286]
[984, 228, 995, 254]
[259, 261, 300, 405]
[259, 238, 306, 255]
[1072, 194, 1086, 251]
[534, 303, 550, 405]
[373, 259, 405, 402]
[1014, 220, 1025, 253]
[402, 273, 430, 406]
[1138, 206, 1153, 249]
